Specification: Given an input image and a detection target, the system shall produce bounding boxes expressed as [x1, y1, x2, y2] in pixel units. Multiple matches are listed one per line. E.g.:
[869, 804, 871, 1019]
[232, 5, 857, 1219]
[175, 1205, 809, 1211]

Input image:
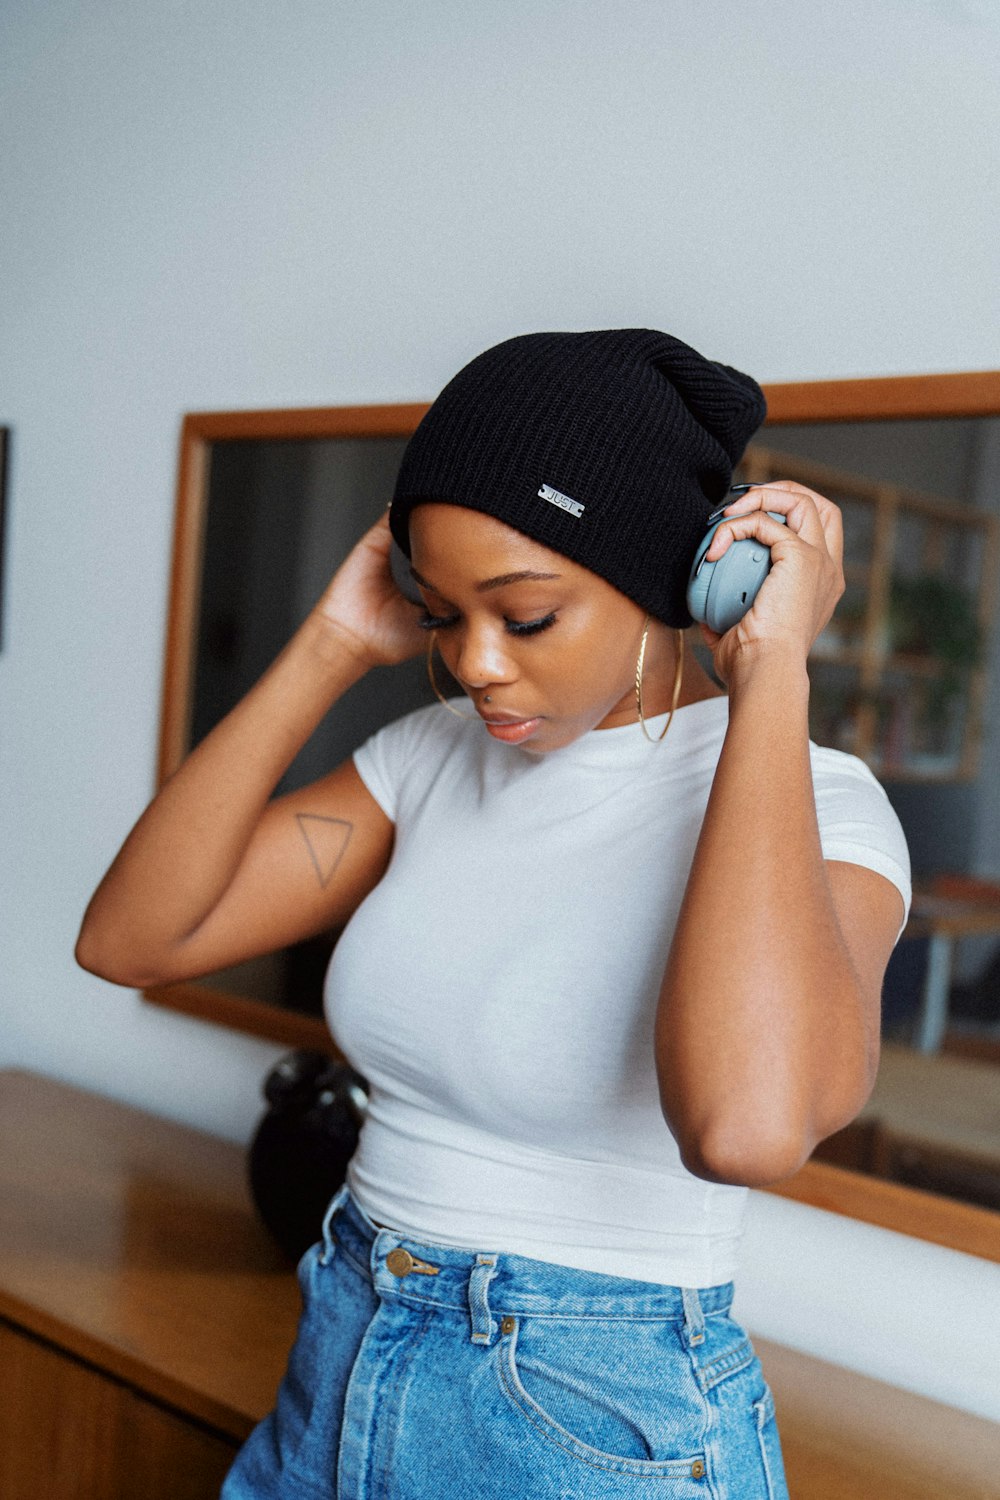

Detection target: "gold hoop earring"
[426, 632, 477, 719]
[635, 619, 685, 743]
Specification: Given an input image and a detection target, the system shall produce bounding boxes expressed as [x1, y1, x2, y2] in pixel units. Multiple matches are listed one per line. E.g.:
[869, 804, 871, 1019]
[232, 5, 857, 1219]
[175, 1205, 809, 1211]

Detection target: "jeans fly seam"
[376, 1309, 435, 1500]
[335, 1241, 374, 1282]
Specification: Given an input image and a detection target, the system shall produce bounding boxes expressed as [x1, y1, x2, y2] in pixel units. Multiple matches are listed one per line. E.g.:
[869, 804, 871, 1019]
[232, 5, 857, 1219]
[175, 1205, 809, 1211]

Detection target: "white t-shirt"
[324, 694, 911, 1288]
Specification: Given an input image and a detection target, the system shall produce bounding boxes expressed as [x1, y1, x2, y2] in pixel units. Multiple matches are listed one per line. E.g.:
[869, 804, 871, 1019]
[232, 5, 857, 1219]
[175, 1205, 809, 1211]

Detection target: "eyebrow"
[408, 566, 562, 595]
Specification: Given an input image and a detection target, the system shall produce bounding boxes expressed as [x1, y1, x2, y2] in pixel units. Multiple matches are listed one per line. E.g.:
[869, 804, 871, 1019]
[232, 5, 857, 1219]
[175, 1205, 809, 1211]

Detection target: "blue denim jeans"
[221, 1183, 788, 1499]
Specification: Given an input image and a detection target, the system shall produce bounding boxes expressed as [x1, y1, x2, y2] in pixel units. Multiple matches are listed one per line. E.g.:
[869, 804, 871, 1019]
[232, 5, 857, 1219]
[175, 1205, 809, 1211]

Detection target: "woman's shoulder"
[807, 739, 891, 798]
[807, 741, 904, 831]
[807, 740, 911, 897]
[352, 698, 475, 805]
[350, 698, 474, 823]
[358, 698, 472, 758]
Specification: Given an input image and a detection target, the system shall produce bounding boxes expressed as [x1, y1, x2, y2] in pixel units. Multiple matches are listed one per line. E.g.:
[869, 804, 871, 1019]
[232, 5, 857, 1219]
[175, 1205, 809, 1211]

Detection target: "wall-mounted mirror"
[152, 376, 1000, 1263]
[155, 404, 431, 1049]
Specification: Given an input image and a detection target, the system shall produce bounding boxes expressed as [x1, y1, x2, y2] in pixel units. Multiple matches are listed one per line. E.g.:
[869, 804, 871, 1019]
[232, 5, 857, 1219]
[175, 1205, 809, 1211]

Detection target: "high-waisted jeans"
[221, 1182, 789, 1499]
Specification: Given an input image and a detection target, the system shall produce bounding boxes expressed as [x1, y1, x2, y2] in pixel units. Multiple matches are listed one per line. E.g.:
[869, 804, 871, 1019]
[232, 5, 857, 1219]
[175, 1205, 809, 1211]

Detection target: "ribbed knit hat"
[389, 328, 766, 627]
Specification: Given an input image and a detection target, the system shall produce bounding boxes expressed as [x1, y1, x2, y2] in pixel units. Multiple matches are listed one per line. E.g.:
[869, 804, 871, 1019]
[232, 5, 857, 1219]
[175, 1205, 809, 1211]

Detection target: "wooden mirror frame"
[150, 372, 1000, 1264]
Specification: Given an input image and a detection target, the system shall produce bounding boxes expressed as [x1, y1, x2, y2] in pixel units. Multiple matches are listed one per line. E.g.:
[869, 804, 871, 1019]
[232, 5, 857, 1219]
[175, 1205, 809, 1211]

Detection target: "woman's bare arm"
[656, 483, 905, 1187]
[76, 513, 423, 987]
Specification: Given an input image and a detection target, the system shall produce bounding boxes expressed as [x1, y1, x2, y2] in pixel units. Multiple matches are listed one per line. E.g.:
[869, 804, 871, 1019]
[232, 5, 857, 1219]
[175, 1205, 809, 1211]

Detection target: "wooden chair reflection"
[902, 872, 1000, 1055]
[814, 1042, 1000, 1214]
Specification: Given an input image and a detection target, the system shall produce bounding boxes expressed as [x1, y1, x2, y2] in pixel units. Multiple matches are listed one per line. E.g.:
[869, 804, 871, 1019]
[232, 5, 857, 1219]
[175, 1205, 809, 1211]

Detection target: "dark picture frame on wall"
[0, 428, 8, 650]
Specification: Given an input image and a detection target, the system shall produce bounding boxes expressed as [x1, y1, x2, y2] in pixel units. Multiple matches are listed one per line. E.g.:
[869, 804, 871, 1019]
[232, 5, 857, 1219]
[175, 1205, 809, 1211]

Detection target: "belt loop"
[682, 1287, 706, 1347]
[468, 1254, 500, 1345]
[318, 1182, 351, 1265]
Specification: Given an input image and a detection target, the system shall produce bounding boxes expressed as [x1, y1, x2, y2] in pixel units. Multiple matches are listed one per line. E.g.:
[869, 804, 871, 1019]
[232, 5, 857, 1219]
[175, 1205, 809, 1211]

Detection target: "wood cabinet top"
[0, 1068, 298, 1439]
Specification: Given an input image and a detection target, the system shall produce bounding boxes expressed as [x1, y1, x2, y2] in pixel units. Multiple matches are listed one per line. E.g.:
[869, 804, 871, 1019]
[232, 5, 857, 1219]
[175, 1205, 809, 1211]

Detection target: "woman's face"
[407, 503, 674, 754]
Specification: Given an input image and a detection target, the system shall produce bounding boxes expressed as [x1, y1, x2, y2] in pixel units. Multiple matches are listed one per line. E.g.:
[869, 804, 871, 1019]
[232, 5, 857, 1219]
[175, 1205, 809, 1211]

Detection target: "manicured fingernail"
[729, 483, 756, 494]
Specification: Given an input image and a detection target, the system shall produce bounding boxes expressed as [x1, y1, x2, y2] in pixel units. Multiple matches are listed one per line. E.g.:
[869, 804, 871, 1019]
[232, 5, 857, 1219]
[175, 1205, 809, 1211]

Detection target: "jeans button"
[386, 1248, 415, 1277]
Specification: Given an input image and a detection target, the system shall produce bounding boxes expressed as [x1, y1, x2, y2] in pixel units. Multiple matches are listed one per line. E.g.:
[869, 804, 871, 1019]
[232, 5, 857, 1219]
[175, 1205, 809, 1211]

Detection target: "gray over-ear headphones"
[686, 503, 786, 635]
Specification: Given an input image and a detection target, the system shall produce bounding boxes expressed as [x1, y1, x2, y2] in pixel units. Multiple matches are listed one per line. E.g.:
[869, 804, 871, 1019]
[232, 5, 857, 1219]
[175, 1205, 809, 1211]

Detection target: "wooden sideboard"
[0, 1070, 997, 1499]
[0, 1069, 298, 1498]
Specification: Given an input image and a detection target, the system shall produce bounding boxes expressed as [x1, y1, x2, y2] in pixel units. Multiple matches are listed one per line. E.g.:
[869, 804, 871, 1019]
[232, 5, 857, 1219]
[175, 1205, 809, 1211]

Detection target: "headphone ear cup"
[687, 517, 734, 626]
[686, 512, 786, 634]
[686, 529, 716, 624]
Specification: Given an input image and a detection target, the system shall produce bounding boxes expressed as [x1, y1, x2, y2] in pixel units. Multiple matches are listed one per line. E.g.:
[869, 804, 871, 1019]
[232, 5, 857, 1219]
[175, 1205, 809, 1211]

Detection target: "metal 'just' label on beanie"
[538, 482, 585, 519]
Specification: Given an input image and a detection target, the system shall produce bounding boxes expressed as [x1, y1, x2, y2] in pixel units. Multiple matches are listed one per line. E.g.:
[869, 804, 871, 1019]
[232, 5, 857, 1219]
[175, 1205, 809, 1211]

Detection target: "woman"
[77, 329, 910, 1499]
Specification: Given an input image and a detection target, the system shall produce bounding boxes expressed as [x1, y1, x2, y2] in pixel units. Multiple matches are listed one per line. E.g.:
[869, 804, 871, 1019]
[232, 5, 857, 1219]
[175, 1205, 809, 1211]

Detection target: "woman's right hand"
[314, 510, 427, 668]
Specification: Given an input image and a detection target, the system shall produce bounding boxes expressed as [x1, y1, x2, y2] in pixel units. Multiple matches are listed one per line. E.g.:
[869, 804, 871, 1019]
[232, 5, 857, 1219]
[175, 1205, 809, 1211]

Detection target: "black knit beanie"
[389, 328, 766, 627]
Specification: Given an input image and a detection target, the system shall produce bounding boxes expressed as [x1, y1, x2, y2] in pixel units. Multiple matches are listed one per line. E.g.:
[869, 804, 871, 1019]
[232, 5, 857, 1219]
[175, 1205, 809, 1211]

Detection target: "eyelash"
[416, 610, 557, 638]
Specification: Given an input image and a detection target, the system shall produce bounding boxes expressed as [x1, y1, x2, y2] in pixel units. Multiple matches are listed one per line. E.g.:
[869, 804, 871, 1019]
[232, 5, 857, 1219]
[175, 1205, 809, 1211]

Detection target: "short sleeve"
[352, 700, 462, 823]
[809, 744, 912, 942]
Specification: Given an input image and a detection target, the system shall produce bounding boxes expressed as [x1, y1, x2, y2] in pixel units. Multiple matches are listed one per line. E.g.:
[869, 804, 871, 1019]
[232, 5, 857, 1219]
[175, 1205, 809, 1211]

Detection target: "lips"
[476, 709, 544, 744]
[477, 711, 534, 725]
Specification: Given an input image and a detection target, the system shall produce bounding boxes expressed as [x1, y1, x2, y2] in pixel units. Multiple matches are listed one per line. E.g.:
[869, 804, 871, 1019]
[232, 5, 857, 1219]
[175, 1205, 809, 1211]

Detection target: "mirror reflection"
[186, 434, 436, 1020]
[164, 410, 1000, 1217]
[760, 416, 1000, 1216]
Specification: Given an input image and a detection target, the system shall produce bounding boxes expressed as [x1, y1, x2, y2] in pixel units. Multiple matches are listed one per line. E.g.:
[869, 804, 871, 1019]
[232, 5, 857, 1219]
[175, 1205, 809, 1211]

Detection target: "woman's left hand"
[698, 480, 845, 685]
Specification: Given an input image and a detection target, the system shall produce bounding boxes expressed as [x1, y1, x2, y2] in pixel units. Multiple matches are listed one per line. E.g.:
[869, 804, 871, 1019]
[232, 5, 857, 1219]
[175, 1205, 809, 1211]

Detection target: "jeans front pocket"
[495, 1314, 712, 1484]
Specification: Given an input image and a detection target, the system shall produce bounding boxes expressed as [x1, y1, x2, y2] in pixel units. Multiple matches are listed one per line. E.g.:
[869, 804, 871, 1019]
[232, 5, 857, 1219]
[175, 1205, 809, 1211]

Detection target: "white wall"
[2, 0, 999, 1421]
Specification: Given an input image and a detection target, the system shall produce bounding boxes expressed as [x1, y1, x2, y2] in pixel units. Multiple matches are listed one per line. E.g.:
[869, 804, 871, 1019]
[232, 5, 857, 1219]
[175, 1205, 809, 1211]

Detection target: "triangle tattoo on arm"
[295, 813, 353, 889]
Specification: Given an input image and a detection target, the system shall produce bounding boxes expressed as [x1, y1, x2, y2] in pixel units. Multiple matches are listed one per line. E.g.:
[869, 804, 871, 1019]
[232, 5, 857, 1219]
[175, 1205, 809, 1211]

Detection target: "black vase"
[248, 1050, 370, 1262]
